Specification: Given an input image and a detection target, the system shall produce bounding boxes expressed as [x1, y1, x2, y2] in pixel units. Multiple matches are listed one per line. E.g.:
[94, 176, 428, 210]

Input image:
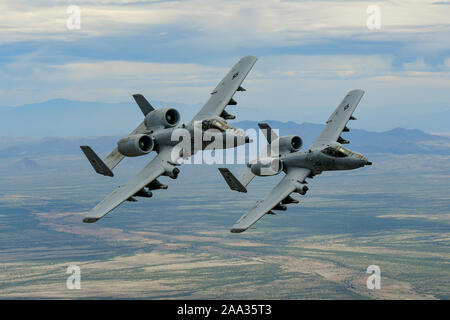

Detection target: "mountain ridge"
[1, 98, 449, 136]
[1, 120, 449, 158]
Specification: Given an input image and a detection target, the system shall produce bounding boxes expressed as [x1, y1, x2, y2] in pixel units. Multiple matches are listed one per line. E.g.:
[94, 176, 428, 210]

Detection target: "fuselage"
[281, 147, 370, 175]
[149, 120, 249, 157]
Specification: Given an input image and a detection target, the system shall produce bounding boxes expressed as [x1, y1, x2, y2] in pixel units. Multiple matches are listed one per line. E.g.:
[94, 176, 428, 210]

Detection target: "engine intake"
[278, 135, 302, 153]
[145, 108, 180, 129]
[117, 134, 154, 157]
[250, 157, 283, 176]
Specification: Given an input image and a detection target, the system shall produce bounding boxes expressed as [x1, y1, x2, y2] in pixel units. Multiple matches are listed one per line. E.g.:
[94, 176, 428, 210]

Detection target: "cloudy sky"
[1, 0, 450, 132]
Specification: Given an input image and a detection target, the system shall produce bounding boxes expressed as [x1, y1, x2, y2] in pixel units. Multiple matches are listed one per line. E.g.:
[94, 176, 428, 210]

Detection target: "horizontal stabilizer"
[80, 146, 114, 177]
[218, 168, 247, 193]
[132, 94, 155, 116]
[238, 166, 256, 187]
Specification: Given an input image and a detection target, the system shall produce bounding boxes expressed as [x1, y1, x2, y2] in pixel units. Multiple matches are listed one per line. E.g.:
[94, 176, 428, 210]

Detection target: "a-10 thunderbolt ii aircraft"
[218, 89, 372, 233]
[80, 55, 257, 223]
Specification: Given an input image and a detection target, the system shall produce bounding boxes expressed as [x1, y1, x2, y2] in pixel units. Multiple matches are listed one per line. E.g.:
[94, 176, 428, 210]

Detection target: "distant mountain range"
[236, 121, 450, 155]
[1, 98, 449, 137]
[0, 99, 201, 137]
[0, 120, 449, 158]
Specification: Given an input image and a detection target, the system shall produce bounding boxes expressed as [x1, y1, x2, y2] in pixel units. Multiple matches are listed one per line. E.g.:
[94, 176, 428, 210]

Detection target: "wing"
[231, 168, 311, 233]
[238, 166, 256, 188]
[310, 89, 364, 150]
[189, 55, 258, 124]
[82, 147, 175, 223]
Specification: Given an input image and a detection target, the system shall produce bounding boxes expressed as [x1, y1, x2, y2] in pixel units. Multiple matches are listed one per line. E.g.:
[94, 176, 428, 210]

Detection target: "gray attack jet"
[218, 89, 372, 233]
[81, 55, 258, 223]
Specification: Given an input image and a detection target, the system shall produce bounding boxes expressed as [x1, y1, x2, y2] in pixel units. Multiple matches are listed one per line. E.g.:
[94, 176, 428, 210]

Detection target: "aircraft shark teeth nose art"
[219, 89, 372, 233]
[80, 56, 258, 223]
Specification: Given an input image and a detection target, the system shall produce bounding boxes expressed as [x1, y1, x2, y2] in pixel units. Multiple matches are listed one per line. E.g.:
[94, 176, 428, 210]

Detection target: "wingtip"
[349, 89, 365, 95]
[83, 217, 99, 223]
[230, 227, 246, 233]
[241, 55, 258, 62]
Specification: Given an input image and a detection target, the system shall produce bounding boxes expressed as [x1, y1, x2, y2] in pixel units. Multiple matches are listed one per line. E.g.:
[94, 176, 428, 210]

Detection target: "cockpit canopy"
[321, 145, 366, 160]
[199, 118, 245, 135]
[321, 145, 352, 158]
[201, 118, 230, 132]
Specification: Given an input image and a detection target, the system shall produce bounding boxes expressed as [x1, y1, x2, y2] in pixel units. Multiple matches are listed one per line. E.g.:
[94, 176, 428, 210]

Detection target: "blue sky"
[1, 0, 450, 132]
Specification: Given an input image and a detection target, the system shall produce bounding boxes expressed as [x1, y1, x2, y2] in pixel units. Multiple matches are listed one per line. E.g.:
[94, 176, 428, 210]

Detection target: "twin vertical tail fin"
[219, 123, 277, 192]
[132, 94, 154, 116]
[258, 122, 279, 144]
[80, 146, 114, 177]
[218, 168, 248, 193]
[80, 94, 155, 177]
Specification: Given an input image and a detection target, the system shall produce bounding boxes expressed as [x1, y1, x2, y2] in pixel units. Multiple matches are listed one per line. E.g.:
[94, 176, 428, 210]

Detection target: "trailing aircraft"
[218, 89, 372, 233]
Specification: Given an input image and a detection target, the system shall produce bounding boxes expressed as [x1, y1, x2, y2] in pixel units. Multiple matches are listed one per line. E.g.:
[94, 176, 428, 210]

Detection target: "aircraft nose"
[360, 155, 372, 166]
[364, 157, 372, 165]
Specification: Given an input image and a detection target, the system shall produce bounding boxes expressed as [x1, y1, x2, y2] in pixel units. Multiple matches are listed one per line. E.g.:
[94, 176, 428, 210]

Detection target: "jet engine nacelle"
[117, 134, 154, 157]
[250, 157, 283, 176]
[145, 108, 180, 129]
[278, 135, 302, 153]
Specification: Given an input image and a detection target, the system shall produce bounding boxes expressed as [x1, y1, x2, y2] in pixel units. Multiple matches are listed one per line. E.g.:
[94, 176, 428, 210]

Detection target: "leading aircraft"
[218, 89, 372, 233]
[81, 55, 258, 223]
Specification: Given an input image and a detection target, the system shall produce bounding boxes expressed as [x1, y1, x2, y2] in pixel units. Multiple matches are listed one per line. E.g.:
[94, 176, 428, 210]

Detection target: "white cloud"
[1, 0, 450, 49]
[1, 53, 449, 109]
[255, 54, 394, 80]
[0, 59, 227, 105]
[1, 1, 450, 132]
[1, 52, 450, 133]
